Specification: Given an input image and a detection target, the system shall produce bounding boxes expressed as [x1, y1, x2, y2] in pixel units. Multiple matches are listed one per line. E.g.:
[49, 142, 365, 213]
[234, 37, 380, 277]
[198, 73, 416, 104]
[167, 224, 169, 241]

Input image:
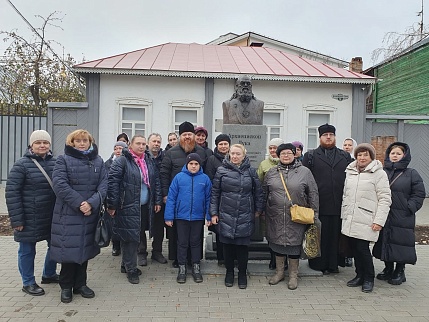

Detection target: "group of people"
[5, 121, 425, 304]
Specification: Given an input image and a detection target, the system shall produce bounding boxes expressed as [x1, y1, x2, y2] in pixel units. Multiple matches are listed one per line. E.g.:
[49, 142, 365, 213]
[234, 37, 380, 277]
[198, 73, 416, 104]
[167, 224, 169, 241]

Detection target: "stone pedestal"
[222, 124, 267, 168]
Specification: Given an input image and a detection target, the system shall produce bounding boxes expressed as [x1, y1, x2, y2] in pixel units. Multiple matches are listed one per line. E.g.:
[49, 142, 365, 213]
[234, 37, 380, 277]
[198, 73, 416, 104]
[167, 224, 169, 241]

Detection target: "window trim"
[169, 99, 204, 134]
[303, 104, 337, 150]
[263, 102, 286, 145]
[116, 97, 153, 138]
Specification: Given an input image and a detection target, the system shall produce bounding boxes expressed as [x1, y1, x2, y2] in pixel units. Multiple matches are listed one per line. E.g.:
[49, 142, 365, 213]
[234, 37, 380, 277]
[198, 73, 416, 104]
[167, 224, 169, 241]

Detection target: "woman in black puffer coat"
[210, 144, 264, 289]
[6, 130, 58, 296]
[373, 142, 425, 285]
[51, 130, 107, 303]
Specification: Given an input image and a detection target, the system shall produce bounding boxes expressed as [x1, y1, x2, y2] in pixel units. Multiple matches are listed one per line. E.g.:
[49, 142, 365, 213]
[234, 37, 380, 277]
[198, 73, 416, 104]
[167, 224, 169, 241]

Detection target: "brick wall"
[371, 136, 396, 164]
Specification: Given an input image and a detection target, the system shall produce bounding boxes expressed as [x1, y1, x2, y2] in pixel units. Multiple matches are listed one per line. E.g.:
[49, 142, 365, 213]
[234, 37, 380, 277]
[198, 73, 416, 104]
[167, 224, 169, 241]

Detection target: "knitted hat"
[354, 143, 376, 160]
[179, 121, 195, 135]
[215, 134, 231, 146]
[186, 153, 202, 165]
[268, 138, 284, 147]
[194, 126, 208, 137]
[291, 140, 303, 150]
[114, 141, 128, 149]
[276, 143, 296, 157]
[29, 130, 51, 146]
[318, 123, 336, 137]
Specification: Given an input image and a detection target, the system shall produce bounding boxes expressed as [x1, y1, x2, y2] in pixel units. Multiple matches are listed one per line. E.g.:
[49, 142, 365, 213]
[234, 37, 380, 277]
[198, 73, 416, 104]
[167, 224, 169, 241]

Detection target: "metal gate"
[366, 116, 429, 196]
[47, 102, 90, 156]
[0, 103, 46, 183]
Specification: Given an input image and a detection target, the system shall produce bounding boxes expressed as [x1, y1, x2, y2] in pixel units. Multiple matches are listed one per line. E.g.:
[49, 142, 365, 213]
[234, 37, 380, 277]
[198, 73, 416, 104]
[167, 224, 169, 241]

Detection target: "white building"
[73, 42, 374, 160]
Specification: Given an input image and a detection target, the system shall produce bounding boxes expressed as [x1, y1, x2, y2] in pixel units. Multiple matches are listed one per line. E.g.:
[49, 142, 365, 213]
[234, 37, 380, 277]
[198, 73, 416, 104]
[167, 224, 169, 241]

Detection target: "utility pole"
[418, 0, 424, 39]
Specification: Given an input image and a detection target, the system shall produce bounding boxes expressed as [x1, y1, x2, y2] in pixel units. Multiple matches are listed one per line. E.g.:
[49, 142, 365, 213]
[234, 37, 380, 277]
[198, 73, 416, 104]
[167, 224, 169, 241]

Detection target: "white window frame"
[303, 104, 337, 150]
[169, 99, 204, 134]
[264, 102, 286, 144]
[116, 98, 153, 138]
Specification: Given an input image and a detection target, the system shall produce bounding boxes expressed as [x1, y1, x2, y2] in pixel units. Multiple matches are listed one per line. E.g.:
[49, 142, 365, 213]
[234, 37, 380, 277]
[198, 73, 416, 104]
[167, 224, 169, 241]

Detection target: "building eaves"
[73, 67, 375, 85]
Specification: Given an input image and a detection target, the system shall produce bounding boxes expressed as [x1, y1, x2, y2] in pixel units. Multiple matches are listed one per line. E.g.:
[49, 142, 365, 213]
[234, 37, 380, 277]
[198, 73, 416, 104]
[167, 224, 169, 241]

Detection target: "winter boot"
[225, 270, 234, 287]
[376, 261, 394, 281]
[287, 258, 299, 290]
[176, 265, 187, 284]
[192, 263, 203, 283]
[269, 256, 285, 285]
[238, 271, 247, 289]
[388, 263, 406, 285]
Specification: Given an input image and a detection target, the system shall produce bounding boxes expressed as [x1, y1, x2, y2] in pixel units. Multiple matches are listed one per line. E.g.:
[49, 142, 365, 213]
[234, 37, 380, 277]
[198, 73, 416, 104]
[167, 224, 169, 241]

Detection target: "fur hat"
[276, 143, 296, 157]
[354, 143, 376, 160]
[215, 134, 231, 146]
[268, 138, 284, 147]
[318, 123, 336, 137]
[29, 130, 51, 146]
[194, 126, 208, 138]
[186, 153, 202, 165]
[114, 141, 128, 149]
[291, 140, 303, 150]
[179, 121, 195, 135]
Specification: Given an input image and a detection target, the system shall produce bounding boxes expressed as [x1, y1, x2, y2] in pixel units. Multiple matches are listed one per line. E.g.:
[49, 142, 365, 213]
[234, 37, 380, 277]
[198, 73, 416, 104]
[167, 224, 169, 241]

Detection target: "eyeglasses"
[279, 152, 294, 156]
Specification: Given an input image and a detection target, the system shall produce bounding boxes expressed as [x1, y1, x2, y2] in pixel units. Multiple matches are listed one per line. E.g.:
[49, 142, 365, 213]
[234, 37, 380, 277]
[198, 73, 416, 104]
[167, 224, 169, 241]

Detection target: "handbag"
[279, 171, 314, 224]
[94, 191, 111, 247]
[302, 218, 321, 259]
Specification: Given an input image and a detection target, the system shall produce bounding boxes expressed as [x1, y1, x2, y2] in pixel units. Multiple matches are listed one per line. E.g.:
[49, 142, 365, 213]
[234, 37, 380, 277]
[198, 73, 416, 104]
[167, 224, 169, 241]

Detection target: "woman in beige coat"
[341, 143, 391, 293]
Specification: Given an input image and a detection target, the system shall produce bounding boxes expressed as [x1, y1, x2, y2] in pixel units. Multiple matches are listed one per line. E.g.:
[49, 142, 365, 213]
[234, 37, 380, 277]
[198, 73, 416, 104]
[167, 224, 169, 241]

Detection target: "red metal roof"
[74, 43, 374, 83]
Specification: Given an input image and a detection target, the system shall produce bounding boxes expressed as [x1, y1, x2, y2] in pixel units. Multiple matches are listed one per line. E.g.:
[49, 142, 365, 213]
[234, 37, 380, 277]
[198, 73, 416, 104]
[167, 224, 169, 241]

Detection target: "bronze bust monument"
[222, 75, 264, 125]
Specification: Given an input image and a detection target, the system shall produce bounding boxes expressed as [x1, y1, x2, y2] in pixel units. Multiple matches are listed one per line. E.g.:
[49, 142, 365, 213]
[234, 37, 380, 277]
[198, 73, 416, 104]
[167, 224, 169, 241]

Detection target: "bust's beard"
[238, 92, 252, 103]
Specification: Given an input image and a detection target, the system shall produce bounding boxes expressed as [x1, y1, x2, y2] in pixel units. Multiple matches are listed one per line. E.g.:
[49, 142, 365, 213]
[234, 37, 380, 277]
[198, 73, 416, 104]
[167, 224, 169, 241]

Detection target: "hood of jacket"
[64, 143, 99, 160]
[24, 148, 54, 161]
[383, 142, 410, 171]
[180, 163, 204, 176]
[222, 154, 251, 172]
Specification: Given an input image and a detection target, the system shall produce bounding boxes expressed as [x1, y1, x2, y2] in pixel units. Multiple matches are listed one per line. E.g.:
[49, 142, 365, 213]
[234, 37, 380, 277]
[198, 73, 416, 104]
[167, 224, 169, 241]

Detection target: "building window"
[303, 105, 336, 149]
[116, 98, 152, 139]
[264, 103, 285, 146]
[169, 100, 204, 134]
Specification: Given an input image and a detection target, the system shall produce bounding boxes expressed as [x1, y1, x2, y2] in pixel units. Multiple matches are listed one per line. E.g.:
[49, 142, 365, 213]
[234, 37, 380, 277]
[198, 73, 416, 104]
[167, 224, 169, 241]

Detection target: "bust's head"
[235, 75, 253, 102]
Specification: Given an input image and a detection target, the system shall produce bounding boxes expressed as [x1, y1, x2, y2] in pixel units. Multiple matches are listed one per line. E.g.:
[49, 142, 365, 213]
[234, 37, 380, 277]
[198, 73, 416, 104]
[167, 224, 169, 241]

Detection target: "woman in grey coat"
[263, 143, 319, 290]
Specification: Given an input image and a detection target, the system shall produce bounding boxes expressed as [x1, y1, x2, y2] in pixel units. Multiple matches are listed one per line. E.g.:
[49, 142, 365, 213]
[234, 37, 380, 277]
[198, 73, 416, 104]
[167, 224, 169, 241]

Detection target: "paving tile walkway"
[0, 236, 429, 321]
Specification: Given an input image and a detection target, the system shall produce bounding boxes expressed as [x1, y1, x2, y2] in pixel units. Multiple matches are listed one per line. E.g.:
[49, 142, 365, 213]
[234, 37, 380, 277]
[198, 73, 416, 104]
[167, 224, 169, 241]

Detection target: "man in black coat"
[160, 121, 207, 267]
[139, 133, 167, 265]
[302, 124, 351, 274]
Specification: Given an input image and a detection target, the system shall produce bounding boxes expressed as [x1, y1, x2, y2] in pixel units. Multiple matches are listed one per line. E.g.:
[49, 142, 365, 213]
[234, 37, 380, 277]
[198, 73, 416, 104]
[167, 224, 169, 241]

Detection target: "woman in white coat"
[341, 143, 391, 293]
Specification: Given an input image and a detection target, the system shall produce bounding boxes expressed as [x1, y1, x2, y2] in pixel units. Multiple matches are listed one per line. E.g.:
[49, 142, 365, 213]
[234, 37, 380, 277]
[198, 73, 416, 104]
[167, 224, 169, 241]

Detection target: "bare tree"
[371, 24, 429, 64]
[371, 1, 428, 64]
[0, 12, 84, 111]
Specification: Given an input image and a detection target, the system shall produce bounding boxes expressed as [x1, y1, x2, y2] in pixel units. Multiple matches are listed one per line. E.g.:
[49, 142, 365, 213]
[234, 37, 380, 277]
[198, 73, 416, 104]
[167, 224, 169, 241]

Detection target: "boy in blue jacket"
[165, 153, 212, 283]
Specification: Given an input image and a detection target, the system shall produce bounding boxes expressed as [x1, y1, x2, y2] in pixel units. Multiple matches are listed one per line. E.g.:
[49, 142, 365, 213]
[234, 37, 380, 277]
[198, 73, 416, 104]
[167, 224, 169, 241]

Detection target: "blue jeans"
[18, 241, 57, 286]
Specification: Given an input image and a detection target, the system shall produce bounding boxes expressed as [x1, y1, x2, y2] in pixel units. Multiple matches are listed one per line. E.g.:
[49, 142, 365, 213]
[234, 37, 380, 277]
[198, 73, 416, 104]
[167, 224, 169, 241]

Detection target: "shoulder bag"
[279, 170, 314, 224]
[94, 191, 111, 247]
[31, 158, 53, 189]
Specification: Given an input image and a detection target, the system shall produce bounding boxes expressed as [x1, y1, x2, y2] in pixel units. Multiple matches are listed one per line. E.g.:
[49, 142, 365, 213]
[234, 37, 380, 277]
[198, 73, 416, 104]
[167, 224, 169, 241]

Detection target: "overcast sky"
[0, 0, 425, 69]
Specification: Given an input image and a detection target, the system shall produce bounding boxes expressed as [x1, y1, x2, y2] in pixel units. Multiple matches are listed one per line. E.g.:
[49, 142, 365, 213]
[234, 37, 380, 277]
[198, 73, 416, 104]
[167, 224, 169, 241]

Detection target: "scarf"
[129, 149, 150, 187]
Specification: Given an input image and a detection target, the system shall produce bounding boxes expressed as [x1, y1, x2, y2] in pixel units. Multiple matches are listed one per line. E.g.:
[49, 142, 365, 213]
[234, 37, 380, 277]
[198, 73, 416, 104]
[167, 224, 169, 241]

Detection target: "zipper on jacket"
[190, 176, 194, 220]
